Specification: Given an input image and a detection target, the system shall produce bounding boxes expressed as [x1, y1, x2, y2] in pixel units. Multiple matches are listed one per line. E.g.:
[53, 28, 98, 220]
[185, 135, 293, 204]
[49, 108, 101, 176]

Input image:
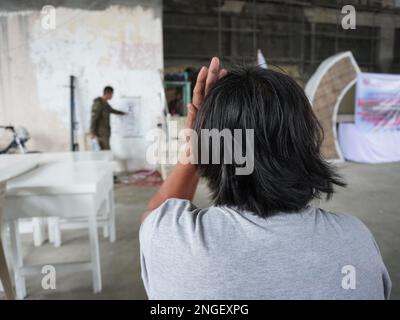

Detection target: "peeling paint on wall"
[0, 12, 70, 151]
[0, 1, 164, 170]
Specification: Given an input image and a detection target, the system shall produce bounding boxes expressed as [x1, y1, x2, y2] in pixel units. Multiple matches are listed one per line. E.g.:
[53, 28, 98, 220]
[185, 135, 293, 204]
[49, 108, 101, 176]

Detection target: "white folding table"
[38, 152, 116, 247]
[0, 157, 39, 300]
[0, 151, 113, 162]
[45, 151, 116, 247]
[4, 161, 113, 299]
[0, 152, 116, 247]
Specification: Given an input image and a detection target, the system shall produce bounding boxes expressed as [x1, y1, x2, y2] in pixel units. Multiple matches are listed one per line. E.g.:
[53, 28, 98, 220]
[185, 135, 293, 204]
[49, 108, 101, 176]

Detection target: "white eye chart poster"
[119, 96, 143, 137]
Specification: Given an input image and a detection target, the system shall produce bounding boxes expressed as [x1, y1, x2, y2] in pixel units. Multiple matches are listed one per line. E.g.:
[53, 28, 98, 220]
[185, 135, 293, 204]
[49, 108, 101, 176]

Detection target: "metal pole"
[310, 22, 316, 68]
[218, 0, 222, 57]
[70, 75, 77, 151]
[300, 6, 305, 76]
[253, 0, 257, 56]
[370, 10, 377, 71]
[335, 0, 340, 53]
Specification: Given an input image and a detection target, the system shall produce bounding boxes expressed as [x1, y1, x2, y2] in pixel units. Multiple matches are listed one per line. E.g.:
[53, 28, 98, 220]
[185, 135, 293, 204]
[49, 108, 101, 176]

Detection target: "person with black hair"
[139, 57, 391, 299]
[90, 86, 126, 150]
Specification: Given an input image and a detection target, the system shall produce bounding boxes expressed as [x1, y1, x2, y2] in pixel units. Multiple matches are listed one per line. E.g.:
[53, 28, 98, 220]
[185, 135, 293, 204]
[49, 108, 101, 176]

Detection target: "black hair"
[193, 66, 345, 217]
[103, 86, 114, 94]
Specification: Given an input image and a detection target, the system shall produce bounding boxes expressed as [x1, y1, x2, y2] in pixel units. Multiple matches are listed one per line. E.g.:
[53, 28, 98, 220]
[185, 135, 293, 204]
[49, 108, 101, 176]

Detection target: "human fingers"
[192, 66, 208, 108]
[218, 68, 228, 79]
[205, 57, 220, 95]
[185, 103, 198, 130]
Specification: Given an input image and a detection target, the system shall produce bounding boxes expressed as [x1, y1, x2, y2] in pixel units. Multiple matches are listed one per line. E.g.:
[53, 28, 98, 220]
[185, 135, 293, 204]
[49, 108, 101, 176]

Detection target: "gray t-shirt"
[139, 198, 391, 300]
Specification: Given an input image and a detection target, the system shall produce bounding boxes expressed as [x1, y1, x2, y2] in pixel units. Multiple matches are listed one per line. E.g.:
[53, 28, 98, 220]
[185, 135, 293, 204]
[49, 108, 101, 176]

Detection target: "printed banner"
[355, 72, 400, 131]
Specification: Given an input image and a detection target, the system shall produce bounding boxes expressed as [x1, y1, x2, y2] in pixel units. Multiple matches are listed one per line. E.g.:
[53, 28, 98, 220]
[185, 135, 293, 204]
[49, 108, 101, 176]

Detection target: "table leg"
[0, 230, 15, 300]
[47, 218, 61, 248]
[0, 182, 15, 300]
[88, 212, 101, 293]
[9, 220, 26, 299]
[47, 218, 55, 244]
[103, 208, 109, 239]
[32, 218, 47, 247]
[108, 189, 116, 243]
[53, 218, 62, 248]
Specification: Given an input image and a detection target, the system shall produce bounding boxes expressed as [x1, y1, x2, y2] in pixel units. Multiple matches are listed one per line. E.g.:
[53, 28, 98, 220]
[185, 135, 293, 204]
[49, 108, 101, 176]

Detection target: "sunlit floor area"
[2, 161, 399, 300]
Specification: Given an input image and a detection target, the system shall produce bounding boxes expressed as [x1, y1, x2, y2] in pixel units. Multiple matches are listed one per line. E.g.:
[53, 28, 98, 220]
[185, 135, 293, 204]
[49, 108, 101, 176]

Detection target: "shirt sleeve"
[107, 103, 125, 115]
[139, 198, 199, 254]
[139, 198, 200, 298]
[370, 234, 392, 299]
[354, 215, 392, 299]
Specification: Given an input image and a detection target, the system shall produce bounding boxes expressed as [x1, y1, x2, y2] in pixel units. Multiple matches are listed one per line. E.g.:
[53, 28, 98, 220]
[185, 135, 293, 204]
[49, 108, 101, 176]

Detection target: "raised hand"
[186, 57, 227, 129]
[142, 58, 226, 222]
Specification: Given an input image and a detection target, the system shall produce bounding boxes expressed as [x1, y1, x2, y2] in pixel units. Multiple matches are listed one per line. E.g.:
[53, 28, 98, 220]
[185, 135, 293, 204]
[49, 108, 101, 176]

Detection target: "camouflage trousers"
[97, 136, 110, 150]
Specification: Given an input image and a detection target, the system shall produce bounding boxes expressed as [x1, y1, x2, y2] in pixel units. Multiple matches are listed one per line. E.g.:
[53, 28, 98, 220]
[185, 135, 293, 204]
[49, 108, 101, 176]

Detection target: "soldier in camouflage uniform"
[90, 86, 126, 150]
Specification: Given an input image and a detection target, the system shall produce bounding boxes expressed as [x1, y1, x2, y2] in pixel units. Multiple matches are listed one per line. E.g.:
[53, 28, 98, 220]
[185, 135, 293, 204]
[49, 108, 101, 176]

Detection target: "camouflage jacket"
[90, 97, 125, 138]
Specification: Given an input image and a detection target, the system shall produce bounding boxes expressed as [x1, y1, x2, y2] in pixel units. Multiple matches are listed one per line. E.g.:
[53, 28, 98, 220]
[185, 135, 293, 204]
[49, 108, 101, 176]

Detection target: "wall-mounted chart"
[119, 96, 143, 137]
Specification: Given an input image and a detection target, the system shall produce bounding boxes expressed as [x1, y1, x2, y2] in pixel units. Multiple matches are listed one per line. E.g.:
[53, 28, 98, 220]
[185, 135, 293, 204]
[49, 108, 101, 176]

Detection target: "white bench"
[0, 152, 116, 247]
[4, 161, 113, 299]
[0, 157, 39, 300]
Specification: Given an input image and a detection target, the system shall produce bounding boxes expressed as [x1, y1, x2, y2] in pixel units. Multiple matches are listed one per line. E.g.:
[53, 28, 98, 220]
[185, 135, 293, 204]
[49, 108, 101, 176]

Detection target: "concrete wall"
[0, 0, 163, 171]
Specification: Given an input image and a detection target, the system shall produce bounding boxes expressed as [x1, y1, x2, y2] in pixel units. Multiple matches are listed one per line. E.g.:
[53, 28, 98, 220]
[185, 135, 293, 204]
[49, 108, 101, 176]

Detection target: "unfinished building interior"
[0, 0, 400, 301]
[163, 0, 400, 83]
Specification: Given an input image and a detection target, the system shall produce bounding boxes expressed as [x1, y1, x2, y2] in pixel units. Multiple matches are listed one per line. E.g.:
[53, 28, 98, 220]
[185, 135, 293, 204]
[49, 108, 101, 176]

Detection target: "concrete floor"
[1, 161, 399, 299]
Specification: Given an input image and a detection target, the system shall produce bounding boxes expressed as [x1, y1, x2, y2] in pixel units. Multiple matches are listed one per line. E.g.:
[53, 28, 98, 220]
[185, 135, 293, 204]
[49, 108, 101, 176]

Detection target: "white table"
[0, 151, 114, 167]
[4, 161, 113, 299]
[1, 152, 115, 246]
[0, 157, 39, 300]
